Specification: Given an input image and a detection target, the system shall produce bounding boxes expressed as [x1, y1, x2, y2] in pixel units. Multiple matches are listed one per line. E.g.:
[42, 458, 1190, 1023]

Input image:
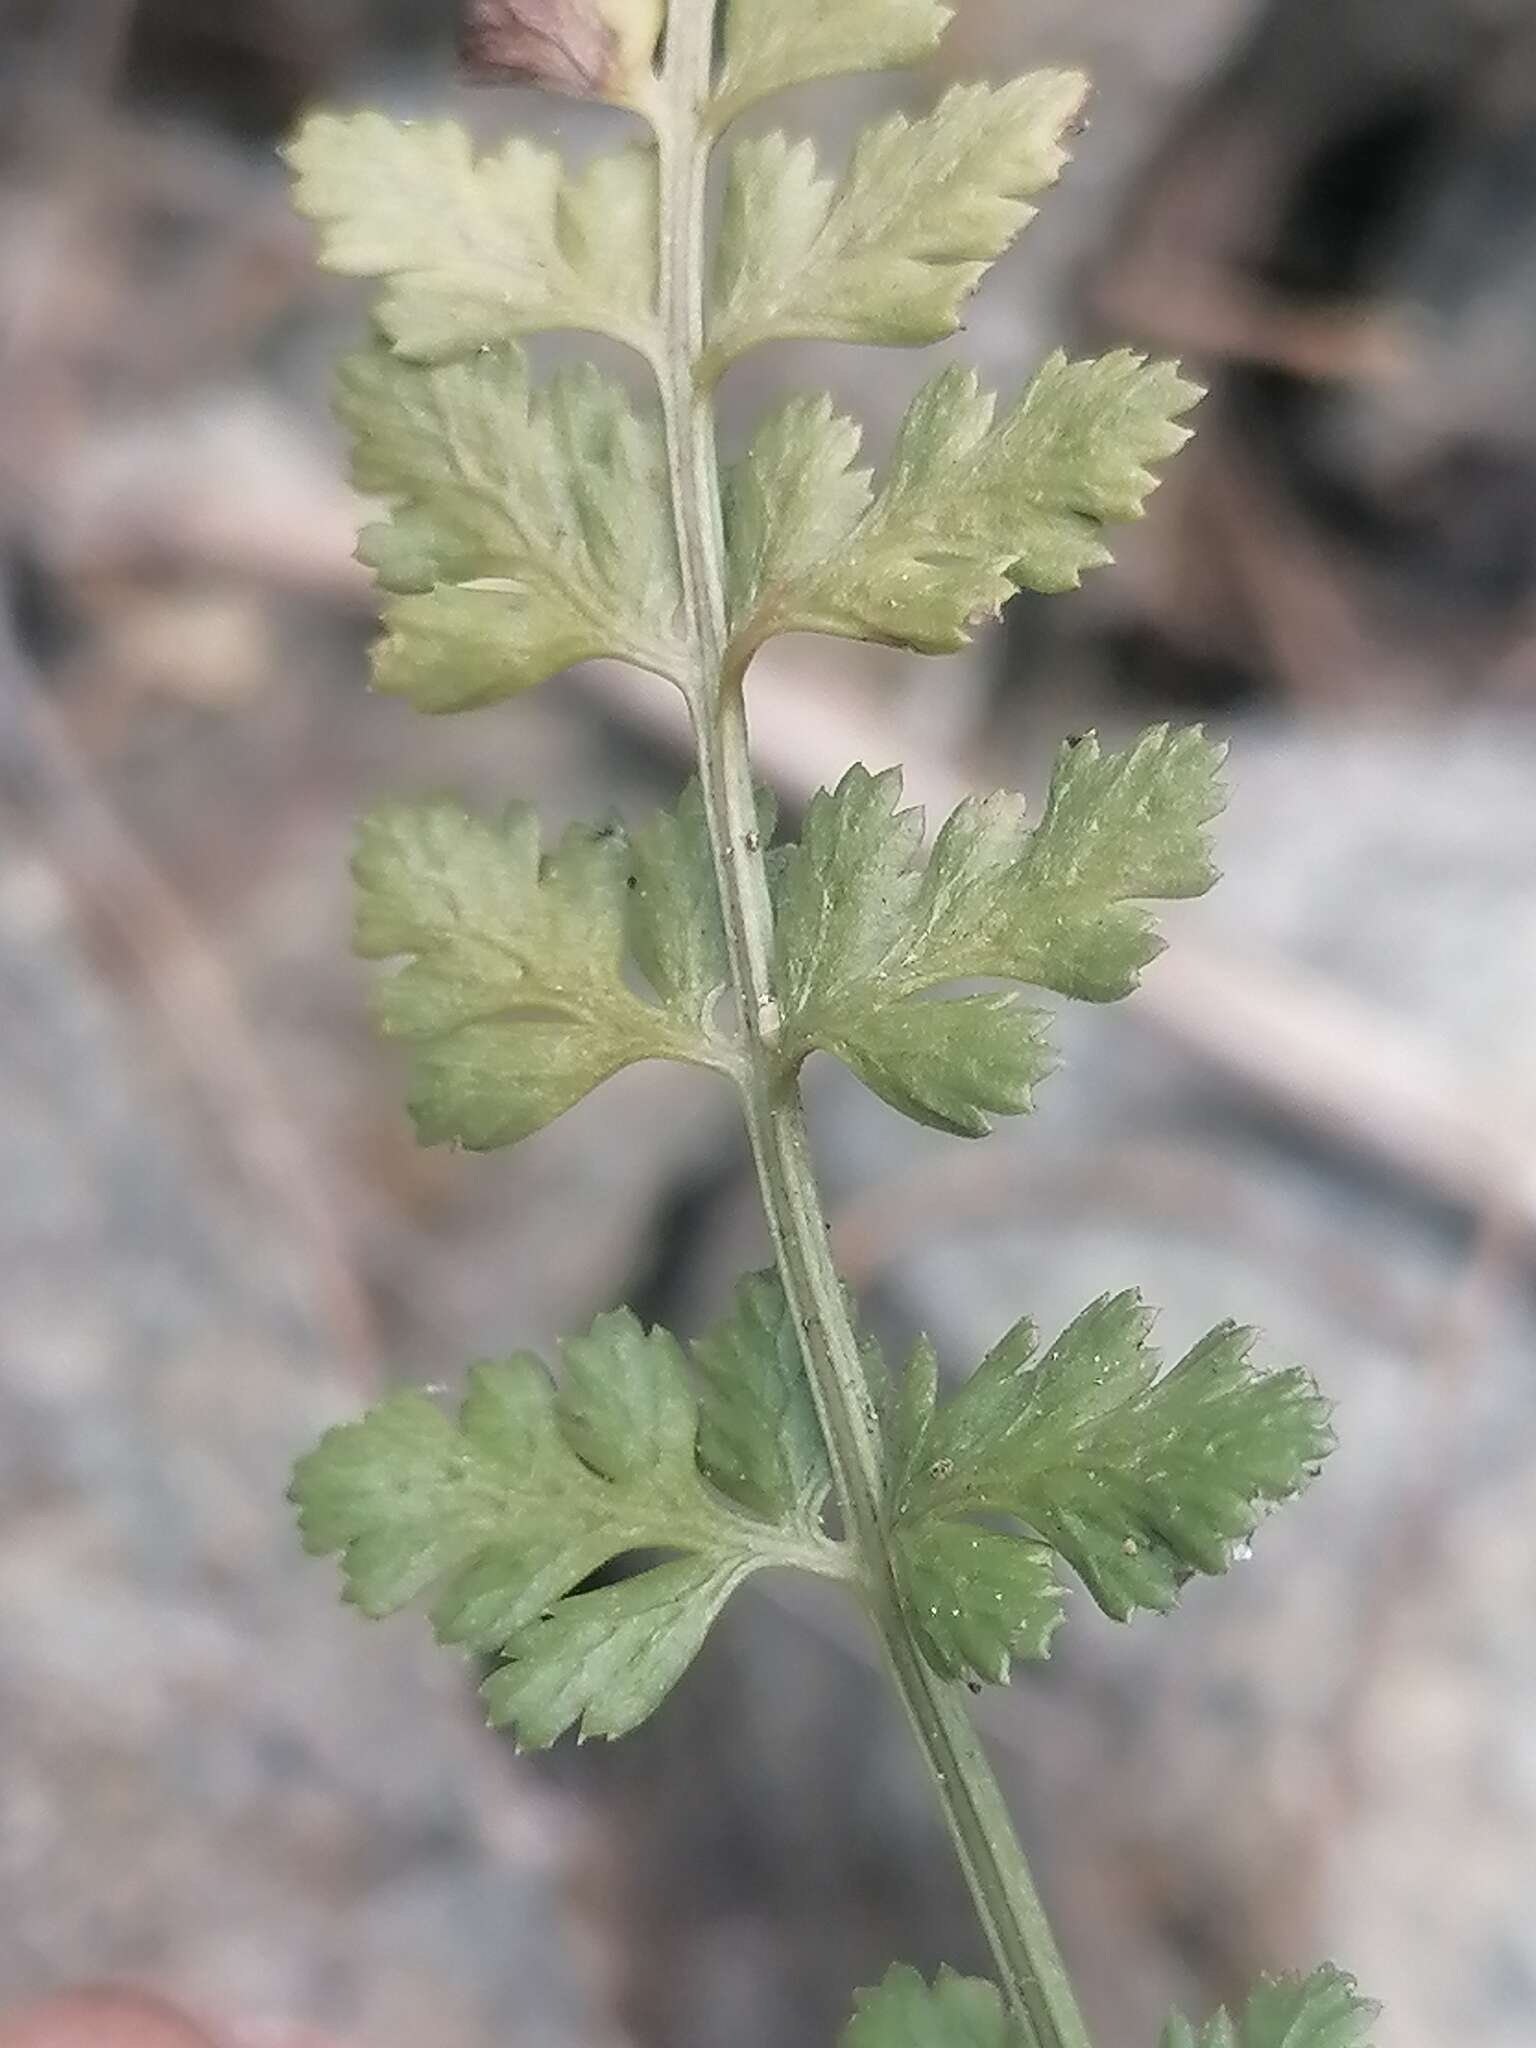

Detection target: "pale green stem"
[649, 11, 1095, 2048]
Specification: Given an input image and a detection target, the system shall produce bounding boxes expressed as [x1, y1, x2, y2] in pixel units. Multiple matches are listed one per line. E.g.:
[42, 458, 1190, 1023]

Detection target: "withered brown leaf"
[458, 0, 617, 98]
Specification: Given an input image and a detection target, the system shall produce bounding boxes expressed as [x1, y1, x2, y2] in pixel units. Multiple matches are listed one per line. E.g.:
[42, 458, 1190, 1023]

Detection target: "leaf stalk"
[652, 10, 1095, 2047]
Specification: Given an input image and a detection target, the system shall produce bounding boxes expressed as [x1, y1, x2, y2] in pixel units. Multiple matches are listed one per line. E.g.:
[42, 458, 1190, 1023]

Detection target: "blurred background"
[3, 2, 1535, 2045]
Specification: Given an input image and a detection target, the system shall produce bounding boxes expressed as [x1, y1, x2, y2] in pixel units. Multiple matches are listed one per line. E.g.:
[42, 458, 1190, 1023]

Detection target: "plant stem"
[652, 11, 1094, 2048]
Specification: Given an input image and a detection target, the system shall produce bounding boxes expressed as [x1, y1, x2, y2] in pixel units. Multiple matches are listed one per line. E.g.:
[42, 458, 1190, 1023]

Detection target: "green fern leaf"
[812, 992, 1055, 1140]
[1163, 1967, 1380, 2048]
[844, 1966, 1011, 2048]
[895, 1515, 1064, 1687]
[713, 0, 953, 128]
[711, 74, 1086, 368]
[352, 797, 729, 1149]
[774, 729, 1224, 1135]
[482, 1554, 753, 1748]
[285, 114, 657, 359]
[693, 1271, 831, 1524]
[724, 395, 874, 632]
[892, 1292, 1334, 1655]
[726, 352, 1199, 656]
[842, 1963, 1375, 2048]
[626, 779, 731, 1030]
[883, 1338, 1061, 1687]
[292, 1289, 846, 1749]
[340, 342, 685, 709]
